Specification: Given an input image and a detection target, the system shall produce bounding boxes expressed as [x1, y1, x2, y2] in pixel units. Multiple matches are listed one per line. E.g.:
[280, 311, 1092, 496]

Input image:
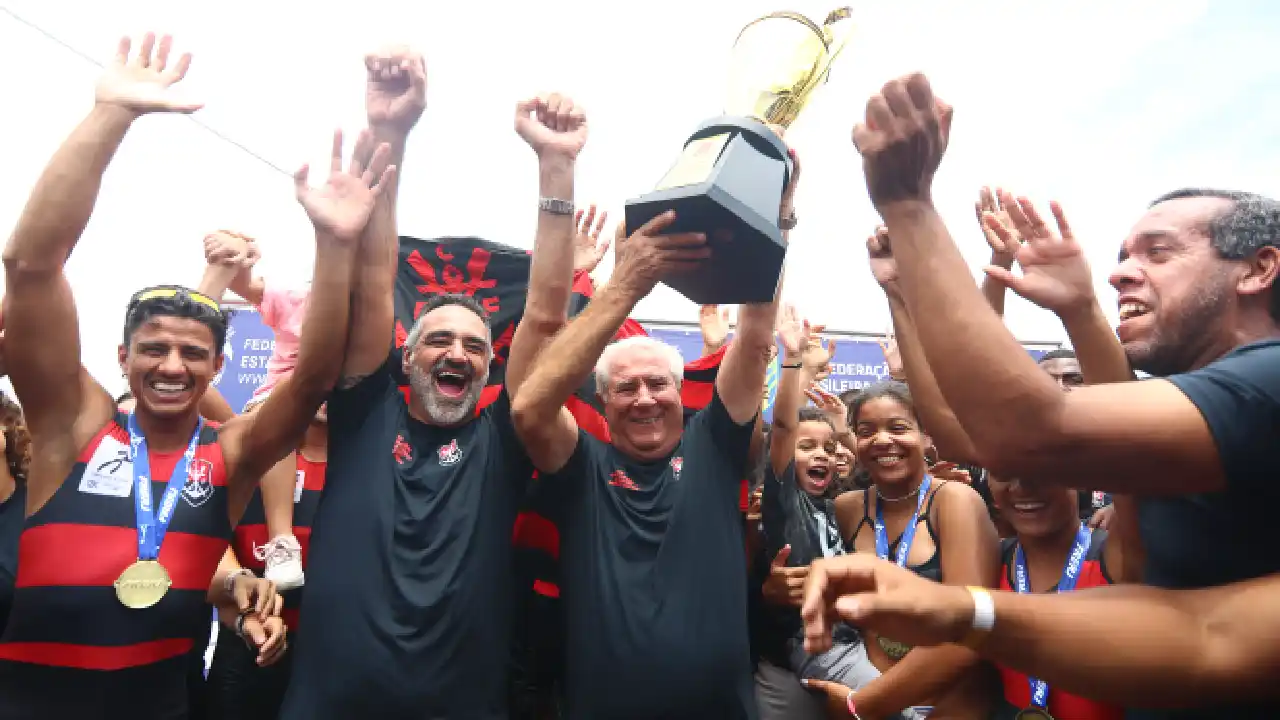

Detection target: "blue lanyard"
[128, 414, 203, 561]
[873, 474, 932, 567]
[1014, 523, 1092, 709]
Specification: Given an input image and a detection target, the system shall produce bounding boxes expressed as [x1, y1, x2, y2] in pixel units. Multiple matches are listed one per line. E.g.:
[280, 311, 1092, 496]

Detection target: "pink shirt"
[250, 279, 310, 400]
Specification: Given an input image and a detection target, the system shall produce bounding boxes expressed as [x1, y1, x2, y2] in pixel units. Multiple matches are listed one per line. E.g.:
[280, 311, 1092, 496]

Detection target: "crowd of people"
[0, 29, 1273, 720]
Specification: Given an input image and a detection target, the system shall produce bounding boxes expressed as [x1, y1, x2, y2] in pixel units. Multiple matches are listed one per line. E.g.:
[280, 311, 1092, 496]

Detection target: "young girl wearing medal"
[802, 382, 999, 719]
[988, 474, 1131, 720]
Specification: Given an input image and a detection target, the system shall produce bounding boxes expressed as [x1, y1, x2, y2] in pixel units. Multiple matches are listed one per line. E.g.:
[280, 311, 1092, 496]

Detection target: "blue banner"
[213, 307, 277, 413]
[215, 311, 1054, 422]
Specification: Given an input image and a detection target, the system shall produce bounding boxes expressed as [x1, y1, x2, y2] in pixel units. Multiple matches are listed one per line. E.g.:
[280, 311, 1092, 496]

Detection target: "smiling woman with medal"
[0, 31, 394, 719]
[987, 472, 1127, 720]
[803, 381, 998, 719]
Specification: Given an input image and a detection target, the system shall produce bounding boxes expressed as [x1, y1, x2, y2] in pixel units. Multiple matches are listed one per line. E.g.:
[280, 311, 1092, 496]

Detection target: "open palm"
[776, 304, 808, 356]
[983, 194, 1096, 316]
[95, 33, 202, 115]
[295, 129, 396, 242]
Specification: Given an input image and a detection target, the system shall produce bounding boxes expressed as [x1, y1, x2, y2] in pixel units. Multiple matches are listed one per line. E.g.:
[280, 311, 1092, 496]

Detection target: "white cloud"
[0, 0, 1274, 395]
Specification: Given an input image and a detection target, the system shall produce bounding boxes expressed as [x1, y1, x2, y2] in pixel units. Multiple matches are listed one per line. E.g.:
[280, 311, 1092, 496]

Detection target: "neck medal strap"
[874, 473, 932, 567]
[1013, 523, 1092, 716]
[114, 413, 203, 610]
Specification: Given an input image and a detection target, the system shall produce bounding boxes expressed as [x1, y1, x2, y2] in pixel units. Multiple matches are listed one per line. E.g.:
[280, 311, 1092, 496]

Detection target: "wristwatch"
[779, 210, 798, 231]
[539, 197, 575, 216]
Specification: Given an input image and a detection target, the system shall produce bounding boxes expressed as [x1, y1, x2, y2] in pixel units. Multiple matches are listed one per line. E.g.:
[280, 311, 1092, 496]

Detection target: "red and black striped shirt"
[230, 453, 325, 629]
[0, 413, 230, 717]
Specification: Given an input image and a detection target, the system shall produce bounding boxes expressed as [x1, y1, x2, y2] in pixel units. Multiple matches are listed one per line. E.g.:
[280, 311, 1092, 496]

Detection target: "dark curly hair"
[0, 392, 30, 485]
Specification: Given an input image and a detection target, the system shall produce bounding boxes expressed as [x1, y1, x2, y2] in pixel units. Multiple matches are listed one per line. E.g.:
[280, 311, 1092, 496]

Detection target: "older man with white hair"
[513, 153, 797, 718]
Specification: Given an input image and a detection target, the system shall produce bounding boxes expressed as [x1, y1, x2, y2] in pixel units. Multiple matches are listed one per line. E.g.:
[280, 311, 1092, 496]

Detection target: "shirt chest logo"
[182, 459, 215, 508]
[437, 439, 462, 466]
[392, 434, 413, 465]
[670, 456, 683, 481]
[608, 469, 639, 491]
[79, 439, 132, 498]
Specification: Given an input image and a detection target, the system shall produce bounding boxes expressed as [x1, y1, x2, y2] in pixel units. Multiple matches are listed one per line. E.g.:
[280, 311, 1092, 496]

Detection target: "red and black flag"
[392, 235, 723, 439]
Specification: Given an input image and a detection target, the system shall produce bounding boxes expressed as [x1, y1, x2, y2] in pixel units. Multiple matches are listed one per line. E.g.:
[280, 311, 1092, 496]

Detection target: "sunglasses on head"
[128, 286, 222, 314]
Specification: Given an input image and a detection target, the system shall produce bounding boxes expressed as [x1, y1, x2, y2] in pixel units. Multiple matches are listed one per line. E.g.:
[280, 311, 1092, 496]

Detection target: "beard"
[1125, 270, 1230, 377]
[408, 356, 489, 426]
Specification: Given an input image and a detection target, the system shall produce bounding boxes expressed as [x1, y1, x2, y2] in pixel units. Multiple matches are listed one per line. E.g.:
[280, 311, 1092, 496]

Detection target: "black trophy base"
[624, 115, 792, 305]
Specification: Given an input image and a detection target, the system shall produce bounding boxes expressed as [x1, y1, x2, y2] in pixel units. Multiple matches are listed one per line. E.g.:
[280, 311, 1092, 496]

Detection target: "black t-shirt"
[0, 484, 24, 633]
[540, 392, 758, 720]
[279, 360, 530, 720]
[1127, 339, 1280, 720]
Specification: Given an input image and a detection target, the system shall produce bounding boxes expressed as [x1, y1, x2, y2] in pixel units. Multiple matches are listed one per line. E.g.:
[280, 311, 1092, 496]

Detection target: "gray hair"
[594, 335, 684, 394]
[405, 294, 493, 352]
[1150, 188, 1280, 319]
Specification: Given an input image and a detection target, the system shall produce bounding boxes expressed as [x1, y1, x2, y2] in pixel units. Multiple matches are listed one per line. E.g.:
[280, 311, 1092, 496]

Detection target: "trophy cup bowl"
[624, 8, 853, 305]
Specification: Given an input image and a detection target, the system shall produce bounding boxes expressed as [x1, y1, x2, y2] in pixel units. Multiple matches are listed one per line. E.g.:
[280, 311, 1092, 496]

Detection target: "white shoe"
[259, 534, 305, 590]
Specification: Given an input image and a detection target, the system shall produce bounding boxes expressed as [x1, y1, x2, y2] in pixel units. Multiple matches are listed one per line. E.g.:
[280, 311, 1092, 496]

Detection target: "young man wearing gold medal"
[0, 32, 395, 719]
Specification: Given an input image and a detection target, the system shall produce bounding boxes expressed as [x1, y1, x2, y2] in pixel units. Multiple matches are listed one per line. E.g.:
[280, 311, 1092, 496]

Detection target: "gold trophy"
[624, 8, 853, 304]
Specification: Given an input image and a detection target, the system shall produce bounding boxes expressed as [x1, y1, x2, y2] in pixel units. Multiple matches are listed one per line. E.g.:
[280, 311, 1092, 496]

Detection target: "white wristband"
[963, 586, 995, 648]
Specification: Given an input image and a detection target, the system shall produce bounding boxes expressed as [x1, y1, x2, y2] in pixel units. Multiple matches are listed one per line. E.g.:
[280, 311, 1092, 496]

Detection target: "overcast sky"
[0, 0, 1275, 396]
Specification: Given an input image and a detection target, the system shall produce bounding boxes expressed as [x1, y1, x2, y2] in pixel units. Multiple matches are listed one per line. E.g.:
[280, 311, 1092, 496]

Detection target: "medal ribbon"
[128, 413, 203, 561]
[873, 474, 932, 567]
[1014, 523, 1092, 709]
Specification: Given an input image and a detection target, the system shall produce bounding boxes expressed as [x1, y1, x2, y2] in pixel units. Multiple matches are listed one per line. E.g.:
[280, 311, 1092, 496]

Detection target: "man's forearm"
[515, 284, 636, 424]
[343, 131, 406, 377]
[197, 263, 240, 301]
[295, 234, 357, 396]
[884, 202, 1062, 464]
[4, 104, 136, 273]
[524, 156, 576, 327]
[971, 580, 1280, 706]
[887, 293, 980, 464]
[507, 155, 576, 395]
[1060, 301, 1132, 385]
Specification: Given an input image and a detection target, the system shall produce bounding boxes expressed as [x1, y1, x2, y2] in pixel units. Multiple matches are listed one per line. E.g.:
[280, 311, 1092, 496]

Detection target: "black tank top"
[849, 481, 947, 582]
[0, 413, 231, 719]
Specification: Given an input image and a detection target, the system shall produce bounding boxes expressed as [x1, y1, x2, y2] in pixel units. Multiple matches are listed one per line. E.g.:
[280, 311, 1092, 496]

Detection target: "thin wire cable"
[0, 5, 293, 178]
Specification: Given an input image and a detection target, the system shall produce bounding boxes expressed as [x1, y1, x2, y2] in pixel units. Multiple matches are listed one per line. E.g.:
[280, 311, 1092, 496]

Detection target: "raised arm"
[511, 212, 708, 472]
[717, 147, 799, 423]
[976, 186, 1021, 317]
[197, 230, 262, 304]
[803, 555, 1280, 707]
[851, 73, 1222, 494]
[505, 94, 589, 397]
[336, 47, 426, 386]
[223, 130, 396, 484]
[867, 225, 982, 464]
[768, 305, 814, 476]
[3, 34, 201, 486]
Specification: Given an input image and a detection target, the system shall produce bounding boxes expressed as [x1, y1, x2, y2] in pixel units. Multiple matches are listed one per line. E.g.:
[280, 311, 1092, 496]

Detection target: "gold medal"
[877, 635, 913, 661]
[1014, 708, 1055, 720]
[114, 559, 172, 609]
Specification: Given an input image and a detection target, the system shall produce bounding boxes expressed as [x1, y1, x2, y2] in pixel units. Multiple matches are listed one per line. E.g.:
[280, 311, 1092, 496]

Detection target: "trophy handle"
[817, 7, 855, 84]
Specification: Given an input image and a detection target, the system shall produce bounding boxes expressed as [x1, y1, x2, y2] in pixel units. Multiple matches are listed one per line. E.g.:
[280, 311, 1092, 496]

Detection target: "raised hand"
[801, 554, 973, 655]
[699, 305, 732, 351]
[95, 33, 202, 116]
[515, 93, 588, 160]
[982, 191, 1096, 318]
[852, 73, 953, 209]
[573, 204, 611, 274]
[203, 230, 258, 268]
[929, 461, 973, 485]
[801, 326, 837, 381]
[364, 47, 427, 133]
[866, 226, 898, 291]
[877, 328, 903, 380]
[977, 186, 1021, 268]
[804, 385, 849, 436]
[776, 304, 809, 358]
[294, 129, 397, 242]
[611, 211, 709, 300]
